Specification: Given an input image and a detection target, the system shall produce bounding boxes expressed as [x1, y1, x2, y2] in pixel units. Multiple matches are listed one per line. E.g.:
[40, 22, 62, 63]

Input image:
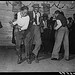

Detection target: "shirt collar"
[21, 15, 28, 18]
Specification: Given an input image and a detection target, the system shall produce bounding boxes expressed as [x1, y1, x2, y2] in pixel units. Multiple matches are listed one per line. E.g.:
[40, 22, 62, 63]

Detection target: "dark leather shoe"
[65, 58, 70, 61]
[64, 56, 69, 61]
[35, 57, 39, 63]
[17, 57, 22, 64]
[27, 59, 32, 64]
[51, 58, 59, 60]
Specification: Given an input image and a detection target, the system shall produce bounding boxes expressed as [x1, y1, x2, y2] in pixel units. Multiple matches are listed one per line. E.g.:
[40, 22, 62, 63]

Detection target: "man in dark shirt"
[70, 13, 75, 54]
[41, 13, 52, 54]
[51, 10, 69, 61]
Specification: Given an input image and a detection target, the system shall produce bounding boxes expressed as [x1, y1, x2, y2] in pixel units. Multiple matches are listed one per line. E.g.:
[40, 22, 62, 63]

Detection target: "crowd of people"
[9, 4, 75, 64]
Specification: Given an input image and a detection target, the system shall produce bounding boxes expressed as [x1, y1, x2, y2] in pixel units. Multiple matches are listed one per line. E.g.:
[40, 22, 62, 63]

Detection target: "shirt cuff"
[21, 28, 27, 30]
[13, 21, 16, 25]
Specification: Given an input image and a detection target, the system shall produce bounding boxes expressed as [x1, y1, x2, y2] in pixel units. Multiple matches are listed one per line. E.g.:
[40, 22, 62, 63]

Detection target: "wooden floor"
[0, 46, 75, 72]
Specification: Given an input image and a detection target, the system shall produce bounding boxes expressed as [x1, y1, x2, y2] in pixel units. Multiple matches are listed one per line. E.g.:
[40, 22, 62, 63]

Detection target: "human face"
[33, 8, 39, 13]
[43, 17, 47, 21]
[21, 9, 28, 17]
[54, 13, 58, 18]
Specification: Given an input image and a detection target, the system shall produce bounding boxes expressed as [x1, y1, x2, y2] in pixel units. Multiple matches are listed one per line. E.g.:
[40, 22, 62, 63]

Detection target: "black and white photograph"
[0, 1, 75, 72]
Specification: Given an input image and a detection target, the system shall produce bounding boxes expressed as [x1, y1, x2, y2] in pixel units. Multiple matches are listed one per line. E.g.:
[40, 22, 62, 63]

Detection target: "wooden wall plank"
[0, 1, 75, 46]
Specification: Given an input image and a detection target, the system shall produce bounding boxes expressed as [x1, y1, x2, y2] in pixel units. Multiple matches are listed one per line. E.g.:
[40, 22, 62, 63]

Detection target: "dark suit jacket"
[27, 11, 42, 30]
[28, 11, 41, 23]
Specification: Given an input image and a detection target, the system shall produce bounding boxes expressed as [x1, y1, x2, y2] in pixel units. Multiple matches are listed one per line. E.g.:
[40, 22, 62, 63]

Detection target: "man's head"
[32, 4, 40, 14]
[68, 17, 73, 22]
[50, 17, 53, 21]
[20, 6, 29, 16]
[33, 8, 39, 14]
[54, 10, 60, 18]
[43, 13, 48, 21]
[60, 11, 64, 16]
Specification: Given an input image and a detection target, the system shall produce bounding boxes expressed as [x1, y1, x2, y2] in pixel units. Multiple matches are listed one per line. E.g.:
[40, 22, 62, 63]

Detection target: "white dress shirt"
[54, 20, 62, 30]
[13, 12, 30, 30]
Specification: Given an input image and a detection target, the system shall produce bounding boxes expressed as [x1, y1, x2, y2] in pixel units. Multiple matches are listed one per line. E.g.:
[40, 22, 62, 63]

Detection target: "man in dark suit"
[27, 4, 42, 63]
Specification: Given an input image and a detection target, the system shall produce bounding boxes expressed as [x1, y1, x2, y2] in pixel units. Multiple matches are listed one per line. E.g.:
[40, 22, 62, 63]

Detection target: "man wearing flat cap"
[28, 4, 42, 63]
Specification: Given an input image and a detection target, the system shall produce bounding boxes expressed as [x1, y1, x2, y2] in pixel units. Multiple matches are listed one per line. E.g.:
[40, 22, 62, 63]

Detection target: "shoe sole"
[51, 58, 60, 61]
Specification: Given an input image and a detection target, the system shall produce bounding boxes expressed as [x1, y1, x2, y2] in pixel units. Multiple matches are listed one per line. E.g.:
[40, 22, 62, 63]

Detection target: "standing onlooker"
[60, 11, 64, 16]
[67, 17, 73, 31]
[51, 10, 69, 61]
[70, 13, 75, 54]
[41, 13, 51, 54]
[49, 17, 56, 53]
[67, 17, 73, 54]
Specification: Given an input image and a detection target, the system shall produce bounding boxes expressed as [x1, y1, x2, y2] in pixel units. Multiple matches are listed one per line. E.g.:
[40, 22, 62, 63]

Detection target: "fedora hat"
[32, 4, 41, 8]
[41, 3, 50, 8]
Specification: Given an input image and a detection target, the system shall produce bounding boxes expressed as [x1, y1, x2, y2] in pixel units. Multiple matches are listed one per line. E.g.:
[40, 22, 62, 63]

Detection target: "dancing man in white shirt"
[10, 6, 31, 64]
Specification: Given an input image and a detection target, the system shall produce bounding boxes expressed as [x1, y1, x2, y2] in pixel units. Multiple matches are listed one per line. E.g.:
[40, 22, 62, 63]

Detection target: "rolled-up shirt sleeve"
[54, 20, 62, 30]
[21, 16, 30, 30]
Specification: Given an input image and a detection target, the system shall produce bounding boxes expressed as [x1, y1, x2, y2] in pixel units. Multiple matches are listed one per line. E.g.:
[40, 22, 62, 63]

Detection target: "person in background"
[60, 11, 64, 16]
[49, 16, 56, 53]
[51, 10, 69, 61]
[67, 17, 73, 31]
[41, 13, 52, 54]
[70, 13, 75, 54]
[67, 17, 73, 54]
